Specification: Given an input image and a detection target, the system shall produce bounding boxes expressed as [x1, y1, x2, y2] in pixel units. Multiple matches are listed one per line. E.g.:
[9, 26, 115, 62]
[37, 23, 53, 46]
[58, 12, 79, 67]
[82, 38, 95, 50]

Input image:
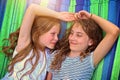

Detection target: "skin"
[68, 23, 93, 58]
[39, 25, 60, 49]
[6, 3, 75, 79]
[74, 10, 120, 66]
[16, 4, 75, 52]
[46, 10, 120, 80]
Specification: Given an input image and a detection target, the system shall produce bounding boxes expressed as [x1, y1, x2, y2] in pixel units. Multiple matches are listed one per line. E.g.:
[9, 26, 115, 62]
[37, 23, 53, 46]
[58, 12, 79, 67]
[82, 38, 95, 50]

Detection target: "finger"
[74, 13, 79, 20]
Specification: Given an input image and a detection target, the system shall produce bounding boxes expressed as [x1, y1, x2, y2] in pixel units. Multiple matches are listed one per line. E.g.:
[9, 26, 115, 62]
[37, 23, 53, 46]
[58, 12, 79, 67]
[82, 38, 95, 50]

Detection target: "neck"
[69, 51, 81, 58]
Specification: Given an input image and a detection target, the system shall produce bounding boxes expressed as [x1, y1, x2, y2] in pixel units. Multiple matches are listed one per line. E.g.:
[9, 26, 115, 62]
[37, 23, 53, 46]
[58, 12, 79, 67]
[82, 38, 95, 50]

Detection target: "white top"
[2, 48, 51, 80]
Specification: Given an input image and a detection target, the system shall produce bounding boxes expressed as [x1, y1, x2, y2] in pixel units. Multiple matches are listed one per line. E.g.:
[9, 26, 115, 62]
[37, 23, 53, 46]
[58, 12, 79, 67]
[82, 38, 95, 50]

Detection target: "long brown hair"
[50, 18, 103, 70]
[2, 16, 60, 79]
[2, 28, 20, 57]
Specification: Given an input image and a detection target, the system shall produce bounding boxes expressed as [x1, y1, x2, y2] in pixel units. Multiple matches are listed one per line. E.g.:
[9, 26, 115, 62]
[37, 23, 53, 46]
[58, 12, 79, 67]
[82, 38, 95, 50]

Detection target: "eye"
[51, 33, 55, 35]
[76, 33, 82, 37]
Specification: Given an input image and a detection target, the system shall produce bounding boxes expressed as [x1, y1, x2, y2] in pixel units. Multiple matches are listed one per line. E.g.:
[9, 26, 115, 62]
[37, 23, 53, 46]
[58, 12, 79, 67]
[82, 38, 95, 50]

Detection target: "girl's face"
[39, 25, 60, 49]
[68, 23, 93, 53]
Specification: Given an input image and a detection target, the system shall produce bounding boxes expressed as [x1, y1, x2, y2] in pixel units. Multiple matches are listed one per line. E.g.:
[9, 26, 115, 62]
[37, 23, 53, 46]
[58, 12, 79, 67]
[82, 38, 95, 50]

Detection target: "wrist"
[51, 11, 60, 19]
[56, 12, 61, 20]
[90, 13, 93, 18]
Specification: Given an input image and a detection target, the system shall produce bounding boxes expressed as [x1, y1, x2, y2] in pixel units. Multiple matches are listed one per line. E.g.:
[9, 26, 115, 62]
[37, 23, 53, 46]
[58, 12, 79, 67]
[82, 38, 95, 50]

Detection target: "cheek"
[46, 36, 53, 42]
[38, 36, 49, 46]
[68, 35, 72, 41]
[77, 38, 89, 47]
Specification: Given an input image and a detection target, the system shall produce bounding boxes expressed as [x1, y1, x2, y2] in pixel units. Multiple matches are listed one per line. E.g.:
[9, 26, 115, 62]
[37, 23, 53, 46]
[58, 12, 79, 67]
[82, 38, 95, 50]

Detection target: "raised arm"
[16, 4, 75, 52]
[77, 10, 120, 66]
[91, 13, 119, 66]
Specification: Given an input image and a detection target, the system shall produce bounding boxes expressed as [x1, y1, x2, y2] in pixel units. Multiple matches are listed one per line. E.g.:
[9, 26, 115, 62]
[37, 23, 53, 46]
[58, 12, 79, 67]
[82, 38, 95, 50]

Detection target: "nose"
[69, 34, 76, 40]
[54, 35, 58, 41]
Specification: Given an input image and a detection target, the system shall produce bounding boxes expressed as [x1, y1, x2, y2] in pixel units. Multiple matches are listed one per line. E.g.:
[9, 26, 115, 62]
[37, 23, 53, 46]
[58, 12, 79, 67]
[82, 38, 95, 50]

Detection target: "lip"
[69, 41, 77, 45]
[51, 42, 57, 45]
[70, 43, 76, 46]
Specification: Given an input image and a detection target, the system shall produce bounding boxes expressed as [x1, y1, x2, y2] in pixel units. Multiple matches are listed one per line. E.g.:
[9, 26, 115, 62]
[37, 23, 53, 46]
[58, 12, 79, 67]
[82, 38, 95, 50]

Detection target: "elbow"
[114, 27, 120, 35]
[112, 27, 120, 38]
[28, 4, 34, 10]
[27, 3, 41, 16]
[26, 3, 36, 17]
[27, 3, 36, 13]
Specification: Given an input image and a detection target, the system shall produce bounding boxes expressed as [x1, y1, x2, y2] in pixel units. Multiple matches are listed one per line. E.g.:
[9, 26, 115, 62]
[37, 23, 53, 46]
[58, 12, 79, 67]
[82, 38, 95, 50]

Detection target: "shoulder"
[87, 52, 94, 69]
[47, 50, 59, 63]
[81, 52, 94, 69]
[12, 48, 33, 58]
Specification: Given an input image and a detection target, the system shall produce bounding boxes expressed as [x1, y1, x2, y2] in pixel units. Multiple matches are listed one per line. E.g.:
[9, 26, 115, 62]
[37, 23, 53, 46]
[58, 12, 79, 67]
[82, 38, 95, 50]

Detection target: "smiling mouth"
[69, 41, 77, 45]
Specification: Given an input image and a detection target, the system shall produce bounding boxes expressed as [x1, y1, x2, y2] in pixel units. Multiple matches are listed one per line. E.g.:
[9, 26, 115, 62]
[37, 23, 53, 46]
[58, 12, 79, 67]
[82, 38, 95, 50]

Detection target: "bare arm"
[46, 72, 52, 80]
[77, 10, 120, 66]
[91, 14, 119, 66]
[16, 4, 75, 52]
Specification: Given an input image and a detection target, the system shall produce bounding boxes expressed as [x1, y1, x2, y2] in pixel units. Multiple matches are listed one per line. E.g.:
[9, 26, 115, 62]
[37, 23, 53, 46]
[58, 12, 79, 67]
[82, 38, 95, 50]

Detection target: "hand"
[75, 10, 91, 19]
[58, 12, 75, 21]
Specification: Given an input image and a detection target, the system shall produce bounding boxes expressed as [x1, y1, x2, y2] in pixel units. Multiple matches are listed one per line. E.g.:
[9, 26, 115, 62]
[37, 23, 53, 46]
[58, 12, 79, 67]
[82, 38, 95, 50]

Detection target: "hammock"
[0, 0, 120, 79]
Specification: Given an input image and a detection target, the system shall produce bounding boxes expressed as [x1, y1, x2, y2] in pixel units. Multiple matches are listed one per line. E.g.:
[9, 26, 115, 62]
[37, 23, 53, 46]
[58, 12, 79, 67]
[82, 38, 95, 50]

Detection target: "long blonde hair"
[2, 16, 60, 79]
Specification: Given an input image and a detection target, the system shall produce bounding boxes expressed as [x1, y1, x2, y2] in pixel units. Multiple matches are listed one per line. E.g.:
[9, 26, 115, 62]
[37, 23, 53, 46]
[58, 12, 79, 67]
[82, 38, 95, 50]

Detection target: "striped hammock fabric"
[0, 0, 120, 79]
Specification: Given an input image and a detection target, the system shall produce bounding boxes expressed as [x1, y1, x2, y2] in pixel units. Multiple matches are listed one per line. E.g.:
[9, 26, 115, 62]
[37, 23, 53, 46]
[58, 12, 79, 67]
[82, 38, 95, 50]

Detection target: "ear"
[88, 39, 93, 46]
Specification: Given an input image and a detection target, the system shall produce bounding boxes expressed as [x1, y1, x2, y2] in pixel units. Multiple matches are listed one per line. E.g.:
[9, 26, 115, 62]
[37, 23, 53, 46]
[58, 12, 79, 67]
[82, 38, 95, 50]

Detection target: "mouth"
[69, 41, 77, 45]
[51, 42, 57, 46]
[51, 41, 57, 44]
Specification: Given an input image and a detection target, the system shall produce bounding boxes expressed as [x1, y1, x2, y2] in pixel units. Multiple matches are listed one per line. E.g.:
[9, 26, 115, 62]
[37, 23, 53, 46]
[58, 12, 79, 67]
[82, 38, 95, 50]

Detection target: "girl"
[47, 10, 120, 80]
[2, 4, 75, 80]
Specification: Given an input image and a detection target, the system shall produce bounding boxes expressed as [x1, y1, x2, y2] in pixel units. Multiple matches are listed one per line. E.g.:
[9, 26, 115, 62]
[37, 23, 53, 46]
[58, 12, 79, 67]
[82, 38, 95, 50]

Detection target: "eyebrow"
[71, 30, 84, 34]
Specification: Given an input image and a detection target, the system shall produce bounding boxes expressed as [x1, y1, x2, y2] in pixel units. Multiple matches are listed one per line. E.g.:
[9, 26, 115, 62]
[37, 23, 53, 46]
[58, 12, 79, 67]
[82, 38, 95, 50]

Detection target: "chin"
[70, 46, 75, 49]
[47, 46, 54, 49]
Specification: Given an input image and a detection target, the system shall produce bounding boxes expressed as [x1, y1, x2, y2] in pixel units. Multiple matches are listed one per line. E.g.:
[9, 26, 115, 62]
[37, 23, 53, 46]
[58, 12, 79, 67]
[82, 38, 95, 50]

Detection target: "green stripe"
[18, 0, 26, 26]
[111, 36, 120, 80]
[100, 2, 109, 80]
[0, 0, 27, 78]
[13, 0, 26, 30]
[69, 0, 76, 6]
[0, 0, 16, 78]
[1, 0, 20, 77]
[67, 0, 76, 29]
[90, 0, 103, 80]
[8, 0, 19, 34]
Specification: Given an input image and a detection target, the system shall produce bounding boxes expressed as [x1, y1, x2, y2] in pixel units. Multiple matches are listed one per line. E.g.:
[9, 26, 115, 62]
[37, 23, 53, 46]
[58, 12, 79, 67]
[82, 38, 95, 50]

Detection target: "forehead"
[48, 25, 60, 32]
[71, 23, 84, 32]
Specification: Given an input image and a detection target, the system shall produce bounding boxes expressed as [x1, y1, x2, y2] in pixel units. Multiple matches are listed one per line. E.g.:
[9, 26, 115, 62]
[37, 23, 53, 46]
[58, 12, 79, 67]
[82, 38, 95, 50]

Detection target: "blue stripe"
[106, 1, 117, 80]
[61, 0, 70, 6]
[59, 0, 70, 39]
[107, 44, 117, 79]
[75, 0, 84, 12]
[117, 1, 120, 79]
[76, 0, 84, 5]
[0, 0, 7, 30]
[83, 0, 90, 11]
[102, 51, 111, 80]
[101, 1, 117, 80]
[116, 0, 120, 28]
[60, 0, 70, 11]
